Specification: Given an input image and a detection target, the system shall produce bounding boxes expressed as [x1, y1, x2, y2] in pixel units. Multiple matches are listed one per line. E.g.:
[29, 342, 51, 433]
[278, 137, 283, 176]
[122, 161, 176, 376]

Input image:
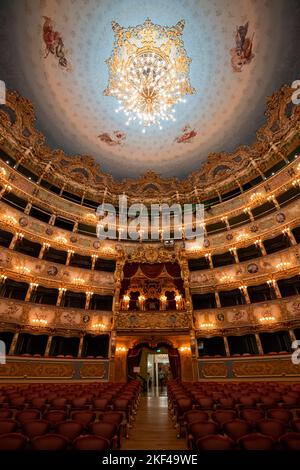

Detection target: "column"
[267, 195, 280, 210]
[230, 247, 239, 264]
[24, 202, 32, 215]
[283, 228, 297, 246]
[240, 285, 250, 304]
[59, 184, 66, 197]
[215, 291, 221, 308]
[0, 186, 7, 199]
[269, 142, 289, 164]
[37, 162, 52, 184]
[9, 233, 19, 250]
[49, 214, 56, 225]
[66, 249, 74, 266]
[288, 329, 297, 343]
[205, 253, 213, 269]
[85, 291, 93, 310]
[216, 189, 222, 203]
[78, 334, 84, 358]
[223, 336, 230, 357]
[255, 239, 267, 256]
[80, 190, 86, 206]
[244, 207, 254, 222]
[91, 255, 97, 270]
[25, 282, 38, 302]
[255, 333, 264, 355]
[250, 158, 266, 180]
[221, 216, 230, 231]
[72, 221, 78, 233]
[38, 242, 50, 259]
[44, 335, 53, 357]
[56, 288, 66, 306]
[268, 279, 282, 299]
[8, 331, 20, 355]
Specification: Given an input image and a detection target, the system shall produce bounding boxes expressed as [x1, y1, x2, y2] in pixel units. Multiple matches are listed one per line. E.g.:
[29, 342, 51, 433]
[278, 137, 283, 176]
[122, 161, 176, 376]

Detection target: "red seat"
[279, 432, 300, 450]
[92, 398, 110, 411]
[196, 434, 235, 450]
[71, 411, 96, 426]
[291, 419, 300, 433]
[184, 410, 209, 425]
[16, 409, 41, 425]
[0, 419, 17, 435]
[100, 411, 124, 426]
[71, 397, 88, 409]
[223, 419, 252, 442]
[188, 421, 219, 449]
[0, 433, 27, 450]
[51, 398, 68, 410]
[218, 398, 235, 409]
[30, 397, 47, 410]
[267, 408, 292, 424]
[31, 433, 69, 450]
[56, 421, 84, 441]
[22, 420, 50, 439]
[259, 396, 277, 409]
[89, 422, 118, 448]
[238, 433, 275, 450]
[197, 397, 214, 410]
[240, 409, 264, 426]
[0, 410, 13, 419]
[212, 410, 236, 426]
[256, 419, 286, 439]
[73, 435, 110, 451]
[44, 410, 67, 427]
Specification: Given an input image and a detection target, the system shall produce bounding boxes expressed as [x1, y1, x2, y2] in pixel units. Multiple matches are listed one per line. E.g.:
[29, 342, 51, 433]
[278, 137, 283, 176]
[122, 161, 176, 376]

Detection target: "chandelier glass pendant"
[104, 18, 195, 130]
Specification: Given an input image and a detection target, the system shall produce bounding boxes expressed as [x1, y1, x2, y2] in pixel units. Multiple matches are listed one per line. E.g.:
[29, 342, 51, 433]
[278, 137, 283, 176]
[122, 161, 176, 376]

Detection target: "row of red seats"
[0, 381, 141, 449]
[168, 380, 300, 449]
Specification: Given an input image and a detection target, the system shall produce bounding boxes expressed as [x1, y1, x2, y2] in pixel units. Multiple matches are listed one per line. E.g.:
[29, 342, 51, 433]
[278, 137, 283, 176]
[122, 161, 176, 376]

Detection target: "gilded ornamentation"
[0, 82, 299, 204]
[201, 362, 228, 378]
[115, 311, 190, 330]
[80, 363, 109, 379]
[232, 359, 299, 378]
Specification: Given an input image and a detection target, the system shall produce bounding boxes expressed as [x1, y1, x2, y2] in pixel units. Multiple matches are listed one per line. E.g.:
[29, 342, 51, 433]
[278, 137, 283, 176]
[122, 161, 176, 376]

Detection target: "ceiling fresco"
[0, 0, 300, 179]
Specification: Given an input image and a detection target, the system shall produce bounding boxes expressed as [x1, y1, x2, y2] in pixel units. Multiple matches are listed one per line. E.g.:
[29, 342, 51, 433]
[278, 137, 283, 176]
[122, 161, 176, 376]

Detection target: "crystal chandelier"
[104, 18, 195, 130]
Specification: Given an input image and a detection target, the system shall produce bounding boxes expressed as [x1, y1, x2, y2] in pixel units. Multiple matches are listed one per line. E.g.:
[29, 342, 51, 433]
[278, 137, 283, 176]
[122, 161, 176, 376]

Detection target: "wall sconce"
[74, 277, 85, 285]
[276, 262, 290, 270]
[92, 323, 106, 330]
[175, 294, 183, 310]
[250, 192, 264, 204]
[259, 312, 275, 323]
[3, 215, 17, 225]
[122, 294, 130, 310]
[199, 321, 214, 329]
[0, 275, 7, 284]
[56, 236, 68, 244]
[179, 346, 190, 353]
[16, 266, 31, 275]
[32, 318, 48, 325]
[219, 274, 234, 283]
[30, 282, 39, 289]
[116, 346, 127, 353]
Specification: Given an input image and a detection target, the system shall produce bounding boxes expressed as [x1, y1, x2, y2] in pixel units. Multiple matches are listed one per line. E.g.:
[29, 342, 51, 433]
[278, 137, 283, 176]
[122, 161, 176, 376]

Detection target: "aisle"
[122, 389, 186, 450]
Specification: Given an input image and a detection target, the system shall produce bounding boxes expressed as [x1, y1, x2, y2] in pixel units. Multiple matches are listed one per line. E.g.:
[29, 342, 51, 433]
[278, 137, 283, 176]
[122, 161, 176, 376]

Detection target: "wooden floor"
[123, 388, 186, 450]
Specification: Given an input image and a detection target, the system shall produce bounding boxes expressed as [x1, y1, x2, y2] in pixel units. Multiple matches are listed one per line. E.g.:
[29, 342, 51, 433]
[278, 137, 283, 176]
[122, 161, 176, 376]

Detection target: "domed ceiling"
[0, 0, 300, 179]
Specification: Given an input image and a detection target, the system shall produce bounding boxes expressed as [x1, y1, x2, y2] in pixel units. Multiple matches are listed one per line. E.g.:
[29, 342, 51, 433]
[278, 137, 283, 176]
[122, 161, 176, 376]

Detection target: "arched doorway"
[126, 340, 181, 390]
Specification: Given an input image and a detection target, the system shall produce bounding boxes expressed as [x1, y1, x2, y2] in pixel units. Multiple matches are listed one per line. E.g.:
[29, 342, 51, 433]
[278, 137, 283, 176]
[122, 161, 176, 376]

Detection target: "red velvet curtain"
[168, 347, 181, 379]
[127, 347, 142, 380]
[140, 263, 164, 278]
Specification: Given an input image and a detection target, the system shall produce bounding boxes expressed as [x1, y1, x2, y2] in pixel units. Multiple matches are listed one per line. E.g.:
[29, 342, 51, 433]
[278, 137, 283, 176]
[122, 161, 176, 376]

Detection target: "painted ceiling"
[0, 0, 300, 179]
